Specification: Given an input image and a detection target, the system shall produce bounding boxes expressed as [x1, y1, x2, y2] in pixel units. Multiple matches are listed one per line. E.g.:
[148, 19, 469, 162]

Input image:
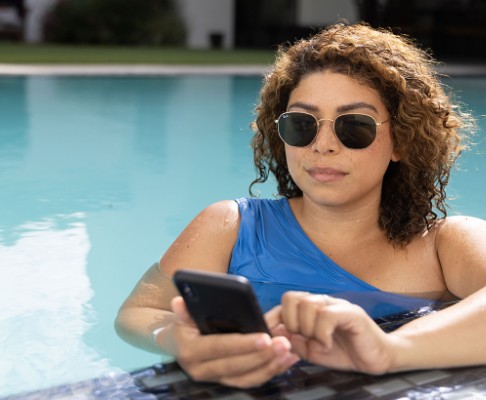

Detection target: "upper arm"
[437, 216, 486, 298]
[159, 199, 240, 276]
[120, 200, 241, 312]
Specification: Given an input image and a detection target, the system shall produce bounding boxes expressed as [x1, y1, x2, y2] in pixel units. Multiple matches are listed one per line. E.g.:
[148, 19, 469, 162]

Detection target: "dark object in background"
[0, 0, 26, 41]
[42, 0, 186, 46]
[234, 0, 486, 61]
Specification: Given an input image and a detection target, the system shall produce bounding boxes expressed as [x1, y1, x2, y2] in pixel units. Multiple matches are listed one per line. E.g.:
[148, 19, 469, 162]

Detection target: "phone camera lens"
[182, 283, 195, 299]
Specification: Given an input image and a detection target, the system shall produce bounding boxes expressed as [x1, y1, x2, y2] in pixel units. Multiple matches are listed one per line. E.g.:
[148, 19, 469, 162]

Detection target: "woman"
[115, 23, 486, 388]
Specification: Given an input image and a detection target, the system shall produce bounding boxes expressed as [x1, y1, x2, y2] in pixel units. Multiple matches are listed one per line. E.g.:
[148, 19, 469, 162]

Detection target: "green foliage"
[43, 0, 186, 46]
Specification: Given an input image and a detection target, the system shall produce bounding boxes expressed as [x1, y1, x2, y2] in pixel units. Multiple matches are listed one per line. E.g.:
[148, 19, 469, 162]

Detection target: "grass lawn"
[0, 43, 276, 64]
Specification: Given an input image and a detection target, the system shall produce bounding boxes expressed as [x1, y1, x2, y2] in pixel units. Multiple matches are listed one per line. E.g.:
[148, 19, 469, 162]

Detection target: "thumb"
[171, 296, 196, 326]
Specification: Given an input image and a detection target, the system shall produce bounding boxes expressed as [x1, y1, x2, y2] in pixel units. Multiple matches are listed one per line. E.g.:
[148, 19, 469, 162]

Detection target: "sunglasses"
[275, 111, 390, 149]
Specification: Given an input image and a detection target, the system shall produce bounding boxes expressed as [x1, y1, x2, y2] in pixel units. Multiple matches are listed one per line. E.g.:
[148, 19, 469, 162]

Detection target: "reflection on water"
[0, 213, 119, 395]
[0, 75, 265, 396]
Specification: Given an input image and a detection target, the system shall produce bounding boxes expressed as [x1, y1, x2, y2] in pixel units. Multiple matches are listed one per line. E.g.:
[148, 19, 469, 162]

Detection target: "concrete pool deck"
[0, 64, 271, 76]
[1, 63, 486, 76]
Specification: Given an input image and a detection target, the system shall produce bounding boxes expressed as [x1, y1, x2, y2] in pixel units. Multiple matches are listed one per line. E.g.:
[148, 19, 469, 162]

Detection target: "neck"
[289, 195, 384, 243]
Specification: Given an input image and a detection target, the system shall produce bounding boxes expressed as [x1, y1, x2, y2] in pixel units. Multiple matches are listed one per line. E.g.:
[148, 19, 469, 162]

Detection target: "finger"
[183, 336, 297, 385]
[188, 344, 274, 382]
[298, 294, 330, 338]
[308, 338, 329, 355]
[313, 306, 335, 350]
[264, 305, 282, 329]
[323, 295, 349, 306]
[177, 331, 275, 364]
[300, 294, 349, 336]
[280, 291, 311, 333]
[221, 352, 299, 388]
[289, 334, 311, 360]
[313, 301, 362, 350]
[270, 323, 292, 340]
[220, 338, 300, 388]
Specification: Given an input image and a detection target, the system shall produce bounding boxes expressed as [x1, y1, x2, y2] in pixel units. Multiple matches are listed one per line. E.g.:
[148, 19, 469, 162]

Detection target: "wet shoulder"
[196, 200, 240, 233]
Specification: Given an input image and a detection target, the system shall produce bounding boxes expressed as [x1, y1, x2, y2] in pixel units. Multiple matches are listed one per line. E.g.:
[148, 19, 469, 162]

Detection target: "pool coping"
[0, 64, 272, 76]
[1, 63, 486, 76]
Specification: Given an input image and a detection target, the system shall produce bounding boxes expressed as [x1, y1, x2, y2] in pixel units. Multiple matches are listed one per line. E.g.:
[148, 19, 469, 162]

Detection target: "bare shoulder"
[193, 199, 240, 226]
[436, 215, 486, 245]
[435, 215, 486, 298]
[184, 200, 240, 240]
[160, 200, 241, 276]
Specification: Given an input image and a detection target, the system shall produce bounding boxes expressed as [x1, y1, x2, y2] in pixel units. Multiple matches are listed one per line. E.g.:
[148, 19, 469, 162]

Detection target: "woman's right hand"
[159, 296, 299, 388]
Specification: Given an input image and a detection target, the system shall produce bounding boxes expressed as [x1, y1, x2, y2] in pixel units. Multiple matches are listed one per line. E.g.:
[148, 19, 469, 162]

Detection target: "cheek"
[372, 129, 396, 163]
[362, 148, 396, 177]
[284, 147, 305, 175]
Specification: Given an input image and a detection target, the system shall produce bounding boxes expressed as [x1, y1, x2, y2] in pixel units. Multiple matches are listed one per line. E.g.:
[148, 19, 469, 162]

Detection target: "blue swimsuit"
[228, 197, 442, 318]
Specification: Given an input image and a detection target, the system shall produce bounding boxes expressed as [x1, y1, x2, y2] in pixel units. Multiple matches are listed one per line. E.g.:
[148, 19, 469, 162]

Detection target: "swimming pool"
[0, 74, 484, 397]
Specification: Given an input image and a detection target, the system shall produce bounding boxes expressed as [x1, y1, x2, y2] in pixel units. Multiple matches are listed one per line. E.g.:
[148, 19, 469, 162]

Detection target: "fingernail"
[274, 340, 290, 356]
[255, 334, 272, 349]
[279, 352, 299, 366]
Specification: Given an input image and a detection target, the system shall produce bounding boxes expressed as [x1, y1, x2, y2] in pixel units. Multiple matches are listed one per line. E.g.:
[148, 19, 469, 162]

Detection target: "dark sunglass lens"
[335, 114, 376, 149]
[278, 113, 317, 146]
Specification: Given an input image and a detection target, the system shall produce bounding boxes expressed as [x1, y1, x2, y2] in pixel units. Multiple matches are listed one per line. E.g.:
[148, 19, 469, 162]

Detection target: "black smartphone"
[173, 269, 269, 335]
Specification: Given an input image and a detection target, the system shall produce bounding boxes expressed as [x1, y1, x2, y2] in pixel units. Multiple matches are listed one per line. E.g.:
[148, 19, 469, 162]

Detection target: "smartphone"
[173, 269, 269, 335]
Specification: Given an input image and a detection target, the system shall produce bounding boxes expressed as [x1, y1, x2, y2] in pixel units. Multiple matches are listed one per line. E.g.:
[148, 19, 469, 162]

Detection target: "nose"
[311, 118, 340, 153]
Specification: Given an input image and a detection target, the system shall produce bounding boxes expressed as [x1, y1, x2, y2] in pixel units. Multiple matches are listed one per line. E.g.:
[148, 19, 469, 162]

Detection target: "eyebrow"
[337, 102, 379, 114]
[288, 101, 379, 114]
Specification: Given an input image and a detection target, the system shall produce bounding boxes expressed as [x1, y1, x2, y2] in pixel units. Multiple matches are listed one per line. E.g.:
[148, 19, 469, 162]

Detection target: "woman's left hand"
[265, 291, 396, 375]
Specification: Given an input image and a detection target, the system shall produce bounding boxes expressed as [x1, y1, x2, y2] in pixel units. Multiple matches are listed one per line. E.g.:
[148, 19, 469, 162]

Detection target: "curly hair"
[250, 23, 474, 245]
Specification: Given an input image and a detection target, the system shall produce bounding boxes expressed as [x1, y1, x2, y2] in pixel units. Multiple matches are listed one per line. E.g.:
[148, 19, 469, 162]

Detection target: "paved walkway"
[0, 63, 486, 76]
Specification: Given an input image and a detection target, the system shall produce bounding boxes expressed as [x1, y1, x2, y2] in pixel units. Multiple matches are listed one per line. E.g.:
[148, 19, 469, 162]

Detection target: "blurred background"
[0, 0, 485, 61]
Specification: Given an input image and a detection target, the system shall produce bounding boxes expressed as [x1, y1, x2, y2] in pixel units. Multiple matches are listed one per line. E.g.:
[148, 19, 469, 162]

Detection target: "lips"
[306, 167, 347, 183]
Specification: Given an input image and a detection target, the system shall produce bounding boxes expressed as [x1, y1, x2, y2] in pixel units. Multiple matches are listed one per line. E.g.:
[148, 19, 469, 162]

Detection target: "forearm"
[389, 287, 486, 371]
[115, 306, 176, 355]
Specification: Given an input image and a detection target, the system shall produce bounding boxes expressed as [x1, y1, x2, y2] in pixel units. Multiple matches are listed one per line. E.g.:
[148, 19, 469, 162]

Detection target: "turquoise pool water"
[0, 75, 484, 397]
